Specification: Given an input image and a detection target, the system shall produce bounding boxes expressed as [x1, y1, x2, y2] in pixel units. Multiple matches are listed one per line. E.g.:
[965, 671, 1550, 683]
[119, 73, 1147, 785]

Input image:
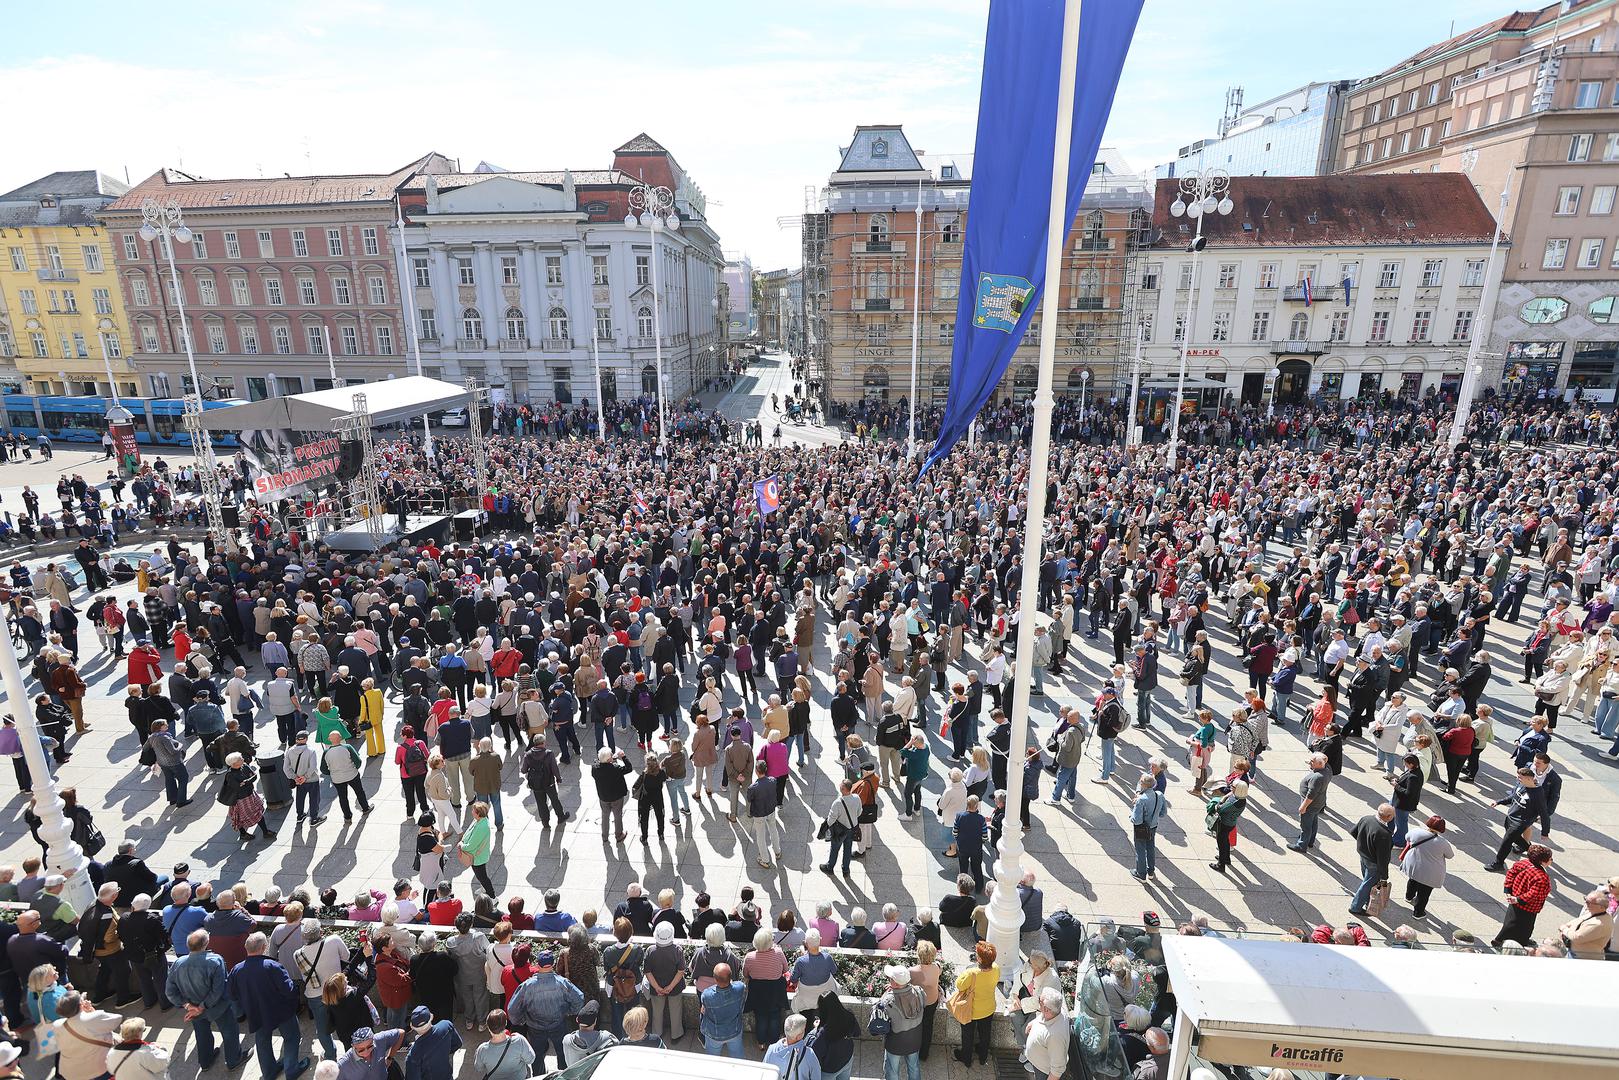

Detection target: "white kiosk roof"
[200, 376, 470, 431]
[1162, 937, 1617, 1080]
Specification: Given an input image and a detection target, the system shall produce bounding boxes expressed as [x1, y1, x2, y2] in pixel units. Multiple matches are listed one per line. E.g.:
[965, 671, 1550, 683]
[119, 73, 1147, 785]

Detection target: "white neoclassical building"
[1138, 173, 1501, 423]
[398, 135, 724, 406]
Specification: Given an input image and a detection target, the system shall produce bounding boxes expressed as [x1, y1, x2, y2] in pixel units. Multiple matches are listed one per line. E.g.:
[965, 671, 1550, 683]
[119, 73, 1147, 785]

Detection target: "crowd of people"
[2, 379, 1617, 1078]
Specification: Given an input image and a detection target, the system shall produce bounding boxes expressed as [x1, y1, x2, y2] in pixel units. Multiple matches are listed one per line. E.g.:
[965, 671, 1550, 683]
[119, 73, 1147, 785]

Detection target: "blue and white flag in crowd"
[924, 0, 1143, 474]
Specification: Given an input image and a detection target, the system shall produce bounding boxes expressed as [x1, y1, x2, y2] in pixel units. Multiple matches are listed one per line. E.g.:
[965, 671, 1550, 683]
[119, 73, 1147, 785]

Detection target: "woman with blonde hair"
[323, 969, 378, 1048]
[937, 767, 968, 857]
[358, 677, 386, 757]
[910, 938, 943, 1060]
[742, 926, 789, 1051]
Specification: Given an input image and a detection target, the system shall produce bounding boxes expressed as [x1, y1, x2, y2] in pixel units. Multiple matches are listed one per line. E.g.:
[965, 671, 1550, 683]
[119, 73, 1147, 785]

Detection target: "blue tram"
[0, 394, 243, 448]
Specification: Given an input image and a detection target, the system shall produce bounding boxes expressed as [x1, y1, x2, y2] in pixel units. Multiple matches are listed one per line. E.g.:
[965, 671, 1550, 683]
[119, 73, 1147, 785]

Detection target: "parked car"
[436, 407, 469, 428]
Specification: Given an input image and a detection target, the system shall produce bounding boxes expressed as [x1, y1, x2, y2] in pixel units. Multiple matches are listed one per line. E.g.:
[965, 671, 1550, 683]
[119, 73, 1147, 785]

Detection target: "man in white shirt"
[53, 992, 122, 1080]
[225, 667, 257, 727]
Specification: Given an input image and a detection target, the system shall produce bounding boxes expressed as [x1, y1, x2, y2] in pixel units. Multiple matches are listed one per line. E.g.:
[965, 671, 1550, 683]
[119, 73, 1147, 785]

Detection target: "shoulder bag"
[946, 979, 976, 1025]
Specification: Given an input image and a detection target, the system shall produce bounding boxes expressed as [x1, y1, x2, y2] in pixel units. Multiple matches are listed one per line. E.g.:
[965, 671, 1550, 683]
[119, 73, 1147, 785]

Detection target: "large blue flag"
[923, 0, 1143, 473]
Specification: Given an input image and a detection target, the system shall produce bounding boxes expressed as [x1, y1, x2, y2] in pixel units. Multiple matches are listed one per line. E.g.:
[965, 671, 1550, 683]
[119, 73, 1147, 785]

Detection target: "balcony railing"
[455, 337, 485, 351]
[1281, 284, 1330, 302]
[630, 336, 658, 348]
[37, 269, 77, 283]
[1071, 296, 1106, 311]
[853, 240, 904, 255]
[541, 336, 572, 351]
[498, 337, 529, 351]
[1270, 338, 1328, 354]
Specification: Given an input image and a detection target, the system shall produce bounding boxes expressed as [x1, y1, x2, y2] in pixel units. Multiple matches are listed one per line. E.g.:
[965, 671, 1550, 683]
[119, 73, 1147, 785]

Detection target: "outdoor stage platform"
[320, 513, 451, 552]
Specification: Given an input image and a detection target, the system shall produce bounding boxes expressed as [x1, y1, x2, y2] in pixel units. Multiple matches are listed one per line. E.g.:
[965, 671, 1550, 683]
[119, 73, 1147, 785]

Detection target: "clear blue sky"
[0, 0, 1506, 268]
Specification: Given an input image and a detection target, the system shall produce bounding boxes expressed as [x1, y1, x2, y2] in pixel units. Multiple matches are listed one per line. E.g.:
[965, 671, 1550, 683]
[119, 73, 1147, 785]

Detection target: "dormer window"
[940, 165, 956, 179]
[872, 138, 889, 158]
[38, 196, 55, 208]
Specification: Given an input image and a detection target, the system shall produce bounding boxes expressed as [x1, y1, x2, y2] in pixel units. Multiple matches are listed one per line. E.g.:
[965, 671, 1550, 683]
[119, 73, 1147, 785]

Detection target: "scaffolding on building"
[800, 184, 832, 413]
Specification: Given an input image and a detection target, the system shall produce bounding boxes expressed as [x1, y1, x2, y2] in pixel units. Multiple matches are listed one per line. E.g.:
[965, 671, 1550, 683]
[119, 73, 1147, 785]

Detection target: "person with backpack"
[1092, 685, 1125, 783]
[318, 731, 371, 823]
[394, 725, 430, 818]
[521, 734, 568, 827]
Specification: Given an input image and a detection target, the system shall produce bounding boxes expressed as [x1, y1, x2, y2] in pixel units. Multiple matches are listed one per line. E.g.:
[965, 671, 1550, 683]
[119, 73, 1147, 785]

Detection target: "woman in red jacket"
[374, 936, 413, 1029]
[127, 641, 163, 687]
[1491, 844, 1554, 949]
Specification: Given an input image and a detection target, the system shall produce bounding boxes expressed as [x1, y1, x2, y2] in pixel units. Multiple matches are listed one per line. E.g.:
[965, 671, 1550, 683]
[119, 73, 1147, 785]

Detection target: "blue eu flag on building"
[923, 0, 1143, 474]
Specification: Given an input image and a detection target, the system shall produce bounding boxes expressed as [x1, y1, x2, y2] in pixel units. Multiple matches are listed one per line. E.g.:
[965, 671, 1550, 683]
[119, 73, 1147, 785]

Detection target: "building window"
[1251, 311, 1270, 341]
[1461, 259, 1485, 287]
[367, 276, 386, 305]
[1256, 263, 1277, 289]
[1570, 134, 1594, 162]
[1387, 96, 1398, 118]
[1420, 259, 1444, 287]
[1210, 311, 1231, 341]
[1576, 80, 1603, 108]
[868, 269, 890, 300]
[636, 255, 650, 285]
[936, 265, 961, 300]
[207, 324, 227, 353]
[129, 277, 150, 306]
[299, 277, 318, 305]
[1329, 311, 1349, 341]
[61, 290, 78, 313]
[292, 230, 308, 257]
[942, 222, 960, 243]
[1368, 102, 1381, 122]
[121, 234, 137, 261]
[1216, 263, 1237, 289]
[92, 287, 112, 314]
[221, 231, 240, 259]
[1592, 185, 1617, 215]
[505, 307, 526, 340]
[306, 325, 326, 354]
[594, 308, 611, 340]
[82, 244, 104, 272]
[637, 306, 654, 337]
[457, 258, 475, 286]
[592, 255, 609, 285]
[18, 288, 38, 315]
[867, 322, 889, 346]
[247, 377, 268, 401]
[1077, 268, 1101, 305]
[333, 277, 352, 304]
[1139, 312, 1153, 341]
[1427, 82, 1440, 105]
[1398, 131, 1411, 154]
[265, 277, 284, 306]
[101, 332, 121, 359]
[45, 245, 63, 272]
[1173, 313, 1185, 342]
[502, 256, 518, 285]
[546, 256, 563, 285]
[1381, 137, 1393, 158]
[239, 325, 259, 354]
[6, 246, 28, 272]
[461, 307, 483, 340]
[340, 325, 359, 355]
[326, 229, 343, 256]
[374, 324, 393, 355]
[29, 332, 46, 358]
[1418, 126, 1433, 149]
[191, 233, 207, 259]
[1369, 309, 1390, 341]
[1141, 264, 1161, 290]
[1360, 144, 1374, 164]
[1544, 238, 1570, 269]
[139, 324, 158, 352]
[273, 325, 292, 354]
[1288, 312, 1309, 339]
[1410, 310, 1432, 341]
[869, 214, 890, 245]
[1378, 262, 1400, 288]
[362, 227, 379, 256]
[1453, 309, 1474, 340]
[1178, 262, 1193, 290]
[1521, 297, 1569, 323]
[197, 277, 217, 306]
[413, 258, 431, 288]
[1556, 186, 1582, 215]
[419, 309, 437, 339]
[939, 323, 954, 345]
[1579, 238, 1604, 268]
[228, 278, 249, 306]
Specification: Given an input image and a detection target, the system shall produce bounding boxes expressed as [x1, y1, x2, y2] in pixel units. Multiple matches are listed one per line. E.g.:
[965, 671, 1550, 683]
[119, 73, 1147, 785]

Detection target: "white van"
[540, 1044, 778, 1079]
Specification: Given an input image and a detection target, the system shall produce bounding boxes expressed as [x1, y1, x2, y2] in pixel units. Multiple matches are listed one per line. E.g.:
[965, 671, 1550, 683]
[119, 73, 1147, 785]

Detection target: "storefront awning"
[1162, 937, 1618, 1080]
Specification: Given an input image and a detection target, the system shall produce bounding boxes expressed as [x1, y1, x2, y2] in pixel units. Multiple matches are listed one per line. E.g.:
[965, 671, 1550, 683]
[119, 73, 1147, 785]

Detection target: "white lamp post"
[1078, 368, 1090, 424]
[141, 198, 232, 554]
[907, 178, 925, 458]
[392, 203, 434, 461]
[1126, 320, 1146, 449]
[0, 625, 93, 911]
[1266, 365, 1281, 418]
[1451, 172, 1512, 447]
[1165, 169, 1232, 466]
[625, 182, 679, 457]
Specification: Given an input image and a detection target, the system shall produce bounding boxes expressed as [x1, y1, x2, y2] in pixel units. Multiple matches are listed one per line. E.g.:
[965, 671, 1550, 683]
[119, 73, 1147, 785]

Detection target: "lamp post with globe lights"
[1266, 365, 1282, 418]
[625, 182, 680, 457]
[141, 198, 232, 554]
[1078, 367, 1090, 425]
[1165, 170, 1233, 466]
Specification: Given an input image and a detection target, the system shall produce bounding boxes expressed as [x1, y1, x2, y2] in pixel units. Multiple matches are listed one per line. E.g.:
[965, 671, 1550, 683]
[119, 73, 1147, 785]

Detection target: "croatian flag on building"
[755, 475, 782, 517]
[1302, 276, 1313, 307]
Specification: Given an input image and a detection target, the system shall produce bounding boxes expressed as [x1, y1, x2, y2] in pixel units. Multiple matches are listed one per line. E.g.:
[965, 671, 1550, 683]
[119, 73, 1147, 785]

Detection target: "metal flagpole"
[393, 202, 434, 462]
[1451, 170, 1512, 447]
[1126, 319, 1145, 448]
[322, 325, 337, 385]
[907, 178, 925, 458]
[985, 0, 1082, 971]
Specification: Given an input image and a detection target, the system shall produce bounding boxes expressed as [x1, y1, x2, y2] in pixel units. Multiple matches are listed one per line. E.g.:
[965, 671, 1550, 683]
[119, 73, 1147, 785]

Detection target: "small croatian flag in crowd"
[632, 491, 648, 516]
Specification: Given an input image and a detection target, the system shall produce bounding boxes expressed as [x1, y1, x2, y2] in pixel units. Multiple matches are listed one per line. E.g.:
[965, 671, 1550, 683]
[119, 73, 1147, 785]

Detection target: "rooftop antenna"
[1218, 86, 1244, 138]
[123, 166, 130, 185]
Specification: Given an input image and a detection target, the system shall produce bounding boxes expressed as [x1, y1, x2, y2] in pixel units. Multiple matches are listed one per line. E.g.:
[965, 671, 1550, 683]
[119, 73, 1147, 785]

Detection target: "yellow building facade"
[0, 171, 138, 395]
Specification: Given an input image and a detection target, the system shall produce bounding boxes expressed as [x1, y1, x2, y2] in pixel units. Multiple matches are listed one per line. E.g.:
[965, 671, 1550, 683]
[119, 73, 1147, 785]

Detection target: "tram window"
[152, 415, 177, 437]
[7, 410, 36, 428]
[42, 413, 64, 432]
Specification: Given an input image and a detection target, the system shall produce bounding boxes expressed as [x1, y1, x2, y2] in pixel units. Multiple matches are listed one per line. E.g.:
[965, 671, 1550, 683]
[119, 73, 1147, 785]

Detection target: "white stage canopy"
[199, 375, 470, 431]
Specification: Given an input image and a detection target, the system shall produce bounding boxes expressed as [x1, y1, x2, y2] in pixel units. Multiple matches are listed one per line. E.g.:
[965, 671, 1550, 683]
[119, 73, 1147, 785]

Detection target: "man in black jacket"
[938, 875, 977, 928]
[1347, 804, 1395, 917]
[590, 749, 633, 843]
[1042, 906, 1083, 962]
[103, 840, 166, 900]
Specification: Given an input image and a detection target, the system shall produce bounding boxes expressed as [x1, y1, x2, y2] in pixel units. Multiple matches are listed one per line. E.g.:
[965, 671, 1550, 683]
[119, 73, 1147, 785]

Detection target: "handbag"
[1366, 880, 1391, 919]
[866, 1002, 892, 1038]
[946, 983, 975, 1025]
